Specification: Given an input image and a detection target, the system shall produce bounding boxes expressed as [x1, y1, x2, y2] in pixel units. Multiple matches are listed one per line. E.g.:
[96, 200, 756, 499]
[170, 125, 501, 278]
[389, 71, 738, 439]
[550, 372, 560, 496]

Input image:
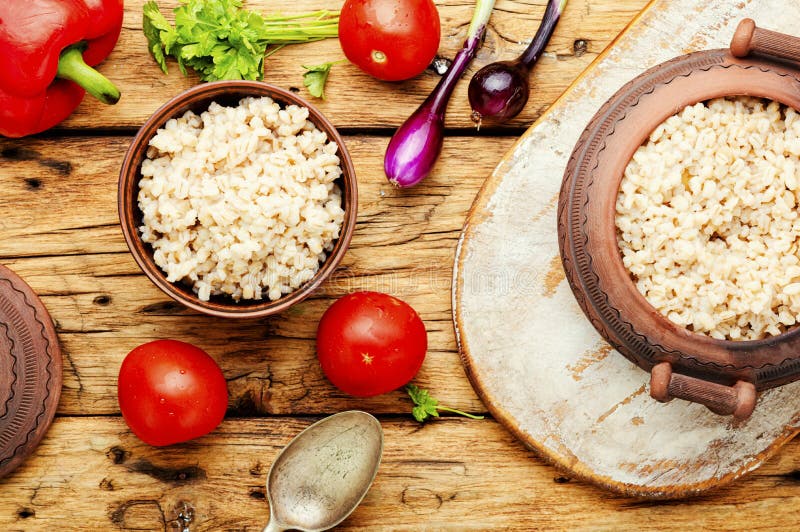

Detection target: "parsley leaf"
[173, 0, 269, 81]
[142, 1, 175, 74]
[142, 0, 339, 83]
[302, 61, 337, 99]
[405, 385, 485, 423]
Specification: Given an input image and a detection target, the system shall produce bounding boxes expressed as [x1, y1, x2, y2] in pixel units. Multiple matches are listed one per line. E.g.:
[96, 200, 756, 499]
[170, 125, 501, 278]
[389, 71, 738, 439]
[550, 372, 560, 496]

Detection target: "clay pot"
[558, 20, 800, 420]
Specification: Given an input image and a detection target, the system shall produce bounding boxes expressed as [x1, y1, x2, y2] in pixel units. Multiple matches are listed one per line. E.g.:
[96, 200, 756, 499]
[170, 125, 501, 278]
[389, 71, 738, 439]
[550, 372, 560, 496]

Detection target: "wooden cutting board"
[454, 0, 800, 499]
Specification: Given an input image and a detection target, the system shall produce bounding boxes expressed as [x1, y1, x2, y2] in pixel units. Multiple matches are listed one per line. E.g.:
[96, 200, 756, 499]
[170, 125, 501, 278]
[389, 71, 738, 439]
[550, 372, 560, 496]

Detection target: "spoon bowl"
[264, 411, 383, 532]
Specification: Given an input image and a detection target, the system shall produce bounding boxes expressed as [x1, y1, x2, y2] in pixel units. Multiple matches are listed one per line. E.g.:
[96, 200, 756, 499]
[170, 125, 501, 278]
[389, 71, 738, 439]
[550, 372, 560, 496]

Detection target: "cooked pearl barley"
[139, 96, 345, 302]
[616, 97, 800, 340]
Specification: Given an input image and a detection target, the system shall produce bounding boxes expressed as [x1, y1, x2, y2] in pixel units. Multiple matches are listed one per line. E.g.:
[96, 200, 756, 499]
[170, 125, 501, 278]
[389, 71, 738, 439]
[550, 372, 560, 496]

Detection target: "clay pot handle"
[650, 362, 756, 421]
[730, 18, 800, 63]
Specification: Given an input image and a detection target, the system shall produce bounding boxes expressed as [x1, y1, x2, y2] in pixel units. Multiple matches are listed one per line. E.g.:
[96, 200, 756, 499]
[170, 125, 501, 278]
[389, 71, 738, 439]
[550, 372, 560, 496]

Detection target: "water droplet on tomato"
[159, 397, 166, 405]
[180, 369, 186, 374]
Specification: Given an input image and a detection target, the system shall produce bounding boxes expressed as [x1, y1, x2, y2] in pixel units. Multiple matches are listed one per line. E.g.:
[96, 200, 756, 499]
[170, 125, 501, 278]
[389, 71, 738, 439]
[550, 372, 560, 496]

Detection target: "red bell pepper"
[0, 0, 124, 138]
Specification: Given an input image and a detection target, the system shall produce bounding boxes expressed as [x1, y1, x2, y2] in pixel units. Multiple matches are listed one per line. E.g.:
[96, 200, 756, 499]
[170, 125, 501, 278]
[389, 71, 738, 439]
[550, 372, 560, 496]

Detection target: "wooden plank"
[1, 416, 799, 531]
[0, 134, 515, 415]
[455, 0, 800, 498]
[58, 0, 647, 131]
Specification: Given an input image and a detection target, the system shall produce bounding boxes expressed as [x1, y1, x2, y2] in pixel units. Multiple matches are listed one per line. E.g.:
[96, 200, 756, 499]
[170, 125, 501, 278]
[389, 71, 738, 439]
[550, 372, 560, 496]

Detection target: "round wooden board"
[0, 264, 62, 479]
[454, 0, 800, 499]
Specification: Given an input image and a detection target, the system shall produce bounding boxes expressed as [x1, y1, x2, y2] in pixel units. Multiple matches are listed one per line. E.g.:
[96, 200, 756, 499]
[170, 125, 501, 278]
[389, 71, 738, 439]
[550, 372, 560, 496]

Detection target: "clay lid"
[0, 264, 62, 478]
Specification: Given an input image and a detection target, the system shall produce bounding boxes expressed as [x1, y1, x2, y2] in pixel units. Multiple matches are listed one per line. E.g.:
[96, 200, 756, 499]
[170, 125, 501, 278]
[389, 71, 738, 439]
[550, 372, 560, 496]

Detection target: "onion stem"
[466, 0, 497, 41]
[519, 0, 568, 67]
[426, 44, 474, 118]
[429, 0, 498, 112]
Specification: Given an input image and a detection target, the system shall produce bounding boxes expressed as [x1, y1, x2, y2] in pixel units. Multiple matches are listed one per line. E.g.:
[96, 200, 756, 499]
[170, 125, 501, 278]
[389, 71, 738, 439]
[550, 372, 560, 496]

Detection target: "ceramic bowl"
[119, 81, 357, 318]
[557, 20, 800, 419]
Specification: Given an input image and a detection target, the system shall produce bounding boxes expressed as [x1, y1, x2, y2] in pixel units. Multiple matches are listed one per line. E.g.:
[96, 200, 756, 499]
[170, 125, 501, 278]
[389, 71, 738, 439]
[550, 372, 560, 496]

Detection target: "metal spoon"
[263, 411, 383, 532]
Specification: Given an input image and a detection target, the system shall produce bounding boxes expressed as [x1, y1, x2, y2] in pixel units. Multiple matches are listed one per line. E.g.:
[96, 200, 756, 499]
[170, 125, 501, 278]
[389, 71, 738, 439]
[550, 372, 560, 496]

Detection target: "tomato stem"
[371, 50, 387, 64]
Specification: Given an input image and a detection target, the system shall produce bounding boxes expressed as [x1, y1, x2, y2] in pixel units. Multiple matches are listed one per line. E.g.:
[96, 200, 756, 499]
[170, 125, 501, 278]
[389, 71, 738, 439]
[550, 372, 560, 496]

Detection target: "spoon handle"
[262, 520, 285, 532]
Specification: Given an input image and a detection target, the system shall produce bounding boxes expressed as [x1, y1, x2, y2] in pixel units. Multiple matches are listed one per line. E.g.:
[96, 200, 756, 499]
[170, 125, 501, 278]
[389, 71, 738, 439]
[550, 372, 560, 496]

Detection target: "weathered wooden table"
[0, 1, 798, 529]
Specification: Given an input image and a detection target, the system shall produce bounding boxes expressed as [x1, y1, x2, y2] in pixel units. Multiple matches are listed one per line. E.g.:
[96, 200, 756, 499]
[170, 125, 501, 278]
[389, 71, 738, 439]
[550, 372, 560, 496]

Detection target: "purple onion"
[384, 104, 445, 188]
[385, 0, 496, 188]
[468, 0, 568, 124]
[468, 60, 529, 122]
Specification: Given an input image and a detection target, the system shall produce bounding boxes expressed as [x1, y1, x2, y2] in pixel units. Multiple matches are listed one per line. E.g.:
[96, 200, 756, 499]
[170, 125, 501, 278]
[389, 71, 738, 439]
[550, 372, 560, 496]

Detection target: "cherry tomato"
[338, 0, 441, 81]
[117, 340, 228, 447]
[316, 291, 428, 397]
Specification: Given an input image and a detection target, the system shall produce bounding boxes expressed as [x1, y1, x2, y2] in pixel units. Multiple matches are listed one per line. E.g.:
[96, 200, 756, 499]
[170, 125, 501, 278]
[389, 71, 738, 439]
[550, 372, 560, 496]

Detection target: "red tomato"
[316, 291, 428, 396]
[338, 0, 441, 81]
[117, 340, 228, 446]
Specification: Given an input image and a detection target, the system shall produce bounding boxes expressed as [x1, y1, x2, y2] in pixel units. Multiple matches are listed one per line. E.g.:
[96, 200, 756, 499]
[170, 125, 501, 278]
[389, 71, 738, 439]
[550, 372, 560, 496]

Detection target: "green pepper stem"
[57, 44, 120, 105]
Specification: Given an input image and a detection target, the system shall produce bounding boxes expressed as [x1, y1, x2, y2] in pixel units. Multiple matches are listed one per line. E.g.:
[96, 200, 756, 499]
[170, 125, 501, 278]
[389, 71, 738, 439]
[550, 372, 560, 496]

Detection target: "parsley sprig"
[406, 385, 485, 423]
[302, 60, 346, 99]
[143, 0, 339, 82]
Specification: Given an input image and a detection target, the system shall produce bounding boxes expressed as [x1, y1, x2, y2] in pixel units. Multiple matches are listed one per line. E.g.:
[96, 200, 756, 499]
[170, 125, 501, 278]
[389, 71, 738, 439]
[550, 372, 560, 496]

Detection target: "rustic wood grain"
[1, 417, 799, 531]
[58, 0, 646, 132]
[3, 0, 793, 528]
[456, 0, 800, 499]
[0, 135, 515, 416]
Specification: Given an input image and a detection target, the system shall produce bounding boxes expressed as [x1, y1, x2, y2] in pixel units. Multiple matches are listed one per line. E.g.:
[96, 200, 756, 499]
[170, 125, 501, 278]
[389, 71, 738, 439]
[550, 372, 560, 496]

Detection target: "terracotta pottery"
[558, 20, 800, 420]
[118, 81, 358, 318]
[0, 264, 62, 478]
